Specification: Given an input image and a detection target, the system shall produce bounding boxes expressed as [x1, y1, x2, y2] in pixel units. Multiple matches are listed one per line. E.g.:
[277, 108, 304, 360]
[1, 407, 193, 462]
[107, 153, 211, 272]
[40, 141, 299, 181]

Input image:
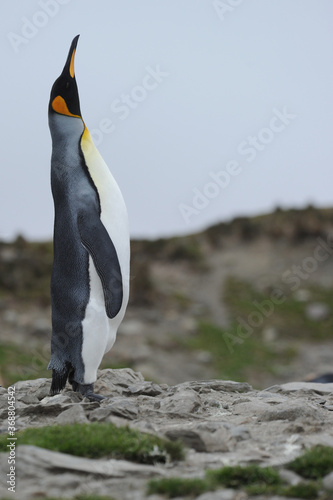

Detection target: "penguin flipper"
[77, 211, 123, 318]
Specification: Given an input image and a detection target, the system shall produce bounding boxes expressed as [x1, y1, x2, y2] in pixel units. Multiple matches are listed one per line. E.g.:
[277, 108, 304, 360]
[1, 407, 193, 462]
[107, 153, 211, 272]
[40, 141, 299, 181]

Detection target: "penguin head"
[49, 35, 82, 118]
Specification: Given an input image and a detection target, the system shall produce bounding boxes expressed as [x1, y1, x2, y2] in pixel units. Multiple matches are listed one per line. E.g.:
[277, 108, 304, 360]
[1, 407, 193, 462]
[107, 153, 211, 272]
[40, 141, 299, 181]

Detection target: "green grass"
[206, 464, 281, 488]
[287, 445, 333, 479]
[147, 465, 282, 498]
[28, 497, 116, 500]
[282, 483, 320, 499]
[224, 276, 333, 341]
[147, 457, 332, 498]
[246, 482, 319, 498]
[0, 423, 184, 464]
[147, 478, 209, 498]
[0, 341, 51, 386]
[187, 320, 296, 383]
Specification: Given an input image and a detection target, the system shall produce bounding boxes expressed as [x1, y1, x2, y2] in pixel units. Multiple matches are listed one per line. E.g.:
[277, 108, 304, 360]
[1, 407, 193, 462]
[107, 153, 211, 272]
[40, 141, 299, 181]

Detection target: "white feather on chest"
[80, 127, 130, 384]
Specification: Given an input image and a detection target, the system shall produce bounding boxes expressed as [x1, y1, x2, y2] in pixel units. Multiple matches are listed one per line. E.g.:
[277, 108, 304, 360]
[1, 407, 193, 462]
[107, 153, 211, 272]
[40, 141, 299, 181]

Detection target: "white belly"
[81, 257, 111, 383]
[80, 128, 130, 384]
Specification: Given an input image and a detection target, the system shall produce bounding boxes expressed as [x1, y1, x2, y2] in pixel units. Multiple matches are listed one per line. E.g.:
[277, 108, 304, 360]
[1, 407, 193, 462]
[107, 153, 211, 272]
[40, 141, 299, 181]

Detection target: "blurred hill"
[0, 205, 332, 388]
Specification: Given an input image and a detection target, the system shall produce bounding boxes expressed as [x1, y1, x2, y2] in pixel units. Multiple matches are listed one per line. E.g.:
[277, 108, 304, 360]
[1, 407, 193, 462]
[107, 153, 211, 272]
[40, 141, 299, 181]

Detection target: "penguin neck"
[49, 113, 85, 147]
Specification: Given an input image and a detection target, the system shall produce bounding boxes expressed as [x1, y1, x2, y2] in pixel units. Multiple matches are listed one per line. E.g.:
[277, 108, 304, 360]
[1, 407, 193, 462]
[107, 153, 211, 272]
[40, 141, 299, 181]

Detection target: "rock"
[323, 471, 333, 491]
[165, 428, 207, 451]
[279, 468, 303, 485]
[17, 394, 40, 404]
[279, 382, 333, 394]
[305, 302, 330, 321]
[1, 369, 333, 500]
[31, 379, 52, 400]
[56, 404, 88, 424]
[94, 368, 145, 396]
[174, 380, 252, 394]
[126, 381, 166, 397]
[258, 402, 322, 422]
[14, 377, 49, 392]
[228, 424, 251, 441]
[157, 388, 201, 416]
[90, 398, 139, 421]
[40, 394, 73, 405]
[17, 445, 164, 481]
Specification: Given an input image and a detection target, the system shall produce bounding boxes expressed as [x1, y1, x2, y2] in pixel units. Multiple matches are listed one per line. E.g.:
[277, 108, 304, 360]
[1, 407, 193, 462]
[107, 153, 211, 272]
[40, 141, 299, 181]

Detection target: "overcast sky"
[1, 0, 332, 241]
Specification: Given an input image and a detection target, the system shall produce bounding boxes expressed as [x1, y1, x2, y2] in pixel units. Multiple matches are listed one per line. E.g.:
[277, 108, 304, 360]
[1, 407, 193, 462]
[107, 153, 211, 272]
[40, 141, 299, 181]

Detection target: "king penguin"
[48, 35, 130, 401]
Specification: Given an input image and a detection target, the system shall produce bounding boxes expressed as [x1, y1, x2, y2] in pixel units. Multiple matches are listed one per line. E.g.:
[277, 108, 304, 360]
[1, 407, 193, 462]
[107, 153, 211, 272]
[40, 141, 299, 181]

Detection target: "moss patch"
[287, 445, 333, 479]
[147, 456, 331, 498]
[206, 464, 281, 488]
[0, 423, 184, 464]
[147, 478, 209, 498]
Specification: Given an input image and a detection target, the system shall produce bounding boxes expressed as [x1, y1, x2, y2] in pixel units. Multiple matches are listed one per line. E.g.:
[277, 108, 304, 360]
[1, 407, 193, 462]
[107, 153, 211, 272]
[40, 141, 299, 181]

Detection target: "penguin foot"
[85, 392, 105, 402]
[71, 381, 105, 402]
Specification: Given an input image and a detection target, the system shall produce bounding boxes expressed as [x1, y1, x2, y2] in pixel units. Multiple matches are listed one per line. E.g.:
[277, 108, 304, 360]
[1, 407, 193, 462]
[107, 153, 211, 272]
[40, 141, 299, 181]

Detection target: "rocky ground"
[0, 369, 333, 499]
[0, 207, 333, 498]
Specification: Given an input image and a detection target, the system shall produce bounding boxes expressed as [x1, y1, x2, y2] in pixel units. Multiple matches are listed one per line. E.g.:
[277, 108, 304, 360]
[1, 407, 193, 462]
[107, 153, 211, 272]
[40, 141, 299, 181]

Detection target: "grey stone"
[229, 425, 251, 441]
[279, 382, 333, 394]
[165, 422, 230, 453]
[14, 377, 49, 392]
[126, 381, 165, 397]
[94, 368, 145, 396]
[323, 471, 333, 491]
[2, 368, 333, 500]
[165, 428, 207, 451]
[157, 388, 201, 416]
[258, 402, 321, 422]
[17, 394, 40, 404]
[31, 379, 52, 400]
[91, 398, 139, 420]
[279, 469, 303, 485]
[16, 444, 166, 477]
[175, 380, 252, 394]
[40, 394, 73, 405]
[305, 302, 330, 321]
[56, 404, 88, 424]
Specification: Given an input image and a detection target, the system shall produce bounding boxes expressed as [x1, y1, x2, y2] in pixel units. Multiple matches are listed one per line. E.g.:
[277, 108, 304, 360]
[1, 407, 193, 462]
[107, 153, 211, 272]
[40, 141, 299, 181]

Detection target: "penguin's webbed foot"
[85, 392, 105, 402]
[71, 381, 105, 402]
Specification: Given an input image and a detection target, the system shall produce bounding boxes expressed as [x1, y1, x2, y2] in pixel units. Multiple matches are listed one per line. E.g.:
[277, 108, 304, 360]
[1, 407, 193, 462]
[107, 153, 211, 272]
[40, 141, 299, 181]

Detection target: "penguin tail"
[49, 363, 71, 395]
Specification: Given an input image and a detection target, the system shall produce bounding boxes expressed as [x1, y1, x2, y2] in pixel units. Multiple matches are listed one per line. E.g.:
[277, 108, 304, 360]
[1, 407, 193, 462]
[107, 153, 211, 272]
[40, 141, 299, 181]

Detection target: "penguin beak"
[62, 34, 80, 79]
[50, 34, 82, 118]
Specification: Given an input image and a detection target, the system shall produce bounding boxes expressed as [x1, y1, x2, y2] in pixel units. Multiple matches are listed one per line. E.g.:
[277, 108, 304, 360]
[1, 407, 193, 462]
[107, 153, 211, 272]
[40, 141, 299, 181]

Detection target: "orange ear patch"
[52, 95, 80, 117]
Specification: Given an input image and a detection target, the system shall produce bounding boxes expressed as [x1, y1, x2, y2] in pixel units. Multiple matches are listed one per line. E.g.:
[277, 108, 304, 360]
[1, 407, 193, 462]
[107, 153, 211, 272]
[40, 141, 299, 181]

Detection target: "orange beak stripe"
[69, 48, 76, 78]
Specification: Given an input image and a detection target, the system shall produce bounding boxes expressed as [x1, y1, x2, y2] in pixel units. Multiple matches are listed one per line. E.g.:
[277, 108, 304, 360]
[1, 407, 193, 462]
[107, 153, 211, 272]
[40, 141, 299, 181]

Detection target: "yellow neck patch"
[52, 95, 81, 118]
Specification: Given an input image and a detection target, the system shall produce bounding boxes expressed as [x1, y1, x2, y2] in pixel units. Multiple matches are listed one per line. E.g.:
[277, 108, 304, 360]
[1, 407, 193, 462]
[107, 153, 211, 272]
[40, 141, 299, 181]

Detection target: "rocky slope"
[1, 206, 333, 389]
[0, 369, 333, 499]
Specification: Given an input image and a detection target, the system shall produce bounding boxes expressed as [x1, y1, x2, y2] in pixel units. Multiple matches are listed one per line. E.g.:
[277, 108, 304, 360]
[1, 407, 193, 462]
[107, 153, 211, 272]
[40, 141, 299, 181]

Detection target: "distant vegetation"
[0, 205, 332, 387]
[1, 206, 332, 305]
